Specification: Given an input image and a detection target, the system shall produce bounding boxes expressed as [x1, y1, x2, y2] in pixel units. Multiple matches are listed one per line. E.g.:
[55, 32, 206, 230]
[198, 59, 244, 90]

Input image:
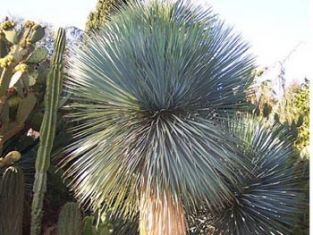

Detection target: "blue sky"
[1, 0, 311, 84]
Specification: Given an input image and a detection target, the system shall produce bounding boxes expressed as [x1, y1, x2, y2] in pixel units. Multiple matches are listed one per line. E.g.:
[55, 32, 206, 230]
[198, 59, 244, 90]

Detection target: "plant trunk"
[139, 190, 187, 235]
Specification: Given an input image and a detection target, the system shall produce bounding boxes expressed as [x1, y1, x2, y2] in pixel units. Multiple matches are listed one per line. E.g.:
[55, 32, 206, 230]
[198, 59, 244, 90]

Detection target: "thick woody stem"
[139, 190, 187, 235]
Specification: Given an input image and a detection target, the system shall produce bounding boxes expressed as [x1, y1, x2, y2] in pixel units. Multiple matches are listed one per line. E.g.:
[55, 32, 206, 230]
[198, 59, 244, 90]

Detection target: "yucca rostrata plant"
[188, 116, 304, 234]
[0, 19, 49, 153]
[30, 28, 66, 235]
[0, 165, 25, 235]
[60, 1, 303, 234]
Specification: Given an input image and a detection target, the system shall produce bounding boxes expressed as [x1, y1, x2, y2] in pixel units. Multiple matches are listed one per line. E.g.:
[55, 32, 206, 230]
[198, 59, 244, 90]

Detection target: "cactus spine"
[30, 28, 66, 235]
[58, 202, 83, 235]
[0, 166, 25, 235]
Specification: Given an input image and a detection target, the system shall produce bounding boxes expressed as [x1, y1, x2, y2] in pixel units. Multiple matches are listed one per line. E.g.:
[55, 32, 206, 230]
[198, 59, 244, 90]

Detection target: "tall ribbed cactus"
[30, 28, 66, 235]
[0, 166, 25, 235]
[58, 202, 83, 235]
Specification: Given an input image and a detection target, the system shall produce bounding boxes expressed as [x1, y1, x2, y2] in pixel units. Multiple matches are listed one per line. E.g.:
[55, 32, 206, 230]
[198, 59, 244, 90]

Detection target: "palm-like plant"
[187, 117, 304, 235]
[209, 118, 303, 234]
[59, 1, 306, 234]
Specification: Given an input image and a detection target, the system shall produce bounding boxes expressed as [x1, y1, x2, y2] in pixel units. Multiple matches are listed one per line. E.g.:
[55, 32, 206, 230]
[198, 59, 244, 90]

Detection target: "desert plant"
[30, 28, 66, 235]
[85, 0, 128, 33]
[61, 1, 257, 234]
[0, 165, 25, 235]
[83, 214, 114, 235]
[57, 202, 116, 235]
[249, 66, 309, 159]
[58, 202, 83, 235]
[0, 19, 49, 153]
[209, 117, 303, 234]
[276, 79, 309, 158]
[0, 150, 21, 167]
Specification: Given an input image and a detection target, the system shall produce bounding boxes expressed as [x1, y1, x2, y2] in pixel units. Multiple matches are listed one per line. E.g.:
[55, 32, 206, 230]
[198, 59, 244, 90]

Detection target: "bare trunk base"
[139, 191, 187, 235]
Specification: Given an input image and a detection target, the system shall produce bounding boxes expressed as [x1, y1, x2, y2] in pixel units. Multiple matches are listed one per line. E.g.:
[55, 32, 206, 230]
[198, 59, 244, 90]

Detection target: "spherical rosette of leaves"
[61, 0, 254, 219]
[192, 118, 304, 235]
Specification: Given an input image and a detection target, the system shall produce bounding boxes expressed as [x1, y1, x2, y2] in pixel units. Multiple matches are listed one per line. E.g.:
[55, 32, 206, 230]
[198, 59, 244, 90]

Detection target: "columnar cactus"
[30, 28, 66, 235]
[57, 203, 114, 235]
[0, 19, 49, 153]
[58, 202, 83, 235]
[0, 166, 25, 235]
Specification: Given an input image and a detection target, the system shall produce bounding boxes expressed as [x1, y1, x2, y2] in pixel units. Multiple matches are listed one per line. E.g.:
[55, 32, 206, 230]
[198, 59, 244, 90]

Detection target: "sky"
[0, 0, 311, 85]
[203, 0, 311, 86]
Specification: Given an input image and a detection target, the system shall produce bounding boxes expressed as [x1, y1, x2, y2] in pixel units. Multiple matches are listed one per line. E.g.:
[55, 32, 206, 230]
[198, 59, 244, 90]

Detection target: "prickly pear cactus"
[0, 166, 25, 235]
[0, 150, 21, 167]
[0, 19, 50, 153]
[58, 202, 83, 235]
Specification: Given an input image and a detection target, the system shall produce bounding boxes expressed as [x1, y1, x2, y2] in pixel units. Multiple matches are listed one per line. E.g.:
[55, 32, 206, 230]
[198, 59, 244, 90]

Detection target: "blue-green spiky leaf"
[204, 117, 305, 235]
[61, 0, 255, 219]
